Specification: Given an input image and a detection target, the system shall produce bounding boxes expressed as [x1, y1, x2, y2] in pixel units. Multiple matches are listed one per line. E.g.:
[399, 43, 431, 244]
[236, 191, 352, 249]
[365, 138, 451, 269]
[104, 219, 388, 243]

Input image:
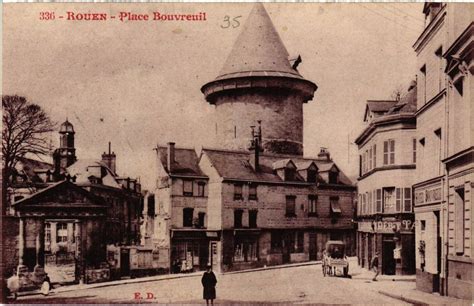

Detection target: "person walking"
[201, 264, 217, 306]
[371, 252, 380, 281]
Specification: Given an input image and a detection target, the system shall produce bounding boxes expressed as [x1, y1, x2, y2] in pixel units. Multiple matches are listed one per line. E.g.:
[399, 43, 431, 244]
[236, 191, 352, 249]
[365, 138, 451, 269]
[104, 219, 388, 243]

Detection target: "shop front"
[170, 230, 220, 273]
[358, 216, 415, 275]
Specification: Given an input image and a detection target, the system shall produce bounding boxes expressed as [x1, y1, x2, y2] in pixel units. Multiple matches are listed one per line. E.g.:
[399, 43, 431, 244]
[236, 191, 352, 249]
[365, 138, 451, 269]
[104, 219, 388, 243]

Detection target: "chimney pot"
[167, 142, 176, 173]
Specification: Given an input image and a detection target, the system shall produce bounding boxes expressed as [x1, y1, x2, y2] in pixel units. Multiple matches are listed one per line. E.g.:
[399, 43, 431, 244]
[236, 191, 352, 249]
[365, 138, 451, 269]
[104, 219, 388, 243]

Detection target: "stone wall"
[213, 89, 304, 155]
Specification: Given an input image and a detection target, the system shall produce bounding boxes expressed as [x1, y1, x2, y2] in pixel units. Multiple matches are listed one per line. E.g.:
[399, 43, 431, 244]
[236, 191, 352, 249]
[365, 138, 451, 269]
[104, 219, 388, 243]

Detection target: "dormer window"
[307, 169, 317, 183]
[329, 171, 339, 184]
[285, 167, 296, 181]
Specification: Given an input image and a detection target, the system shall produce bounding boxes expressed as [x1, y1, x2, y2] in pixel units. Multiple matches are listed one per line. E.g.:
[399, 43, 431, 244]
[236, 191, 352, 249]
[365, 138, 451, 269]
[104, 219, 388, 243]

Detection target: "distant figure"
[371, 252, 380, 281]
[201, 264, 217, 306]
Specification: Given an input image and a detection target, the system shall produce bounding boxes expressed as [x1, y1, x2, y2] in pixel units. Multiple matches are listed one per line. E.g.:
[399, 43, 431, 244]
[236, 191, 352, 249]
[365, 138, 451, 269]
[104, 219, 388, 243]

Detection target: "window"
[234, 238, 258, 262]
[234, 184, 243, 200]
[373, 144, 376, 168]
[383, 140, 395, 165]
[404, 188, 412, 212]
[284, 167, 296, 181]
[330, 196, 341, 216]
[285, 196, 296, 217]
[329, 171, 338, 184]
[183, 180, 193, 196]
[307, 169, 317, 183]
[249, 183, 257, 200]
[197, 182, 205, 197]
[147, 195, 155, 217]
[420, 220, 426, 231]
[455, 187, 465, 255]
[359, 155, 362, 177]
[308, 195, 317, 216]
[183, 208, 194, 227]
[413, 138, 417, 163]
[198, 212, 205, 228]
[383, 187, 396, 213]
[365, 150, 369, 172]
[376, 189, 382, 213]
[234, 209, 243, 228]
[45, 223, 51, 252]
[57, 223, 68, 243]
[249, 210, 258, 228]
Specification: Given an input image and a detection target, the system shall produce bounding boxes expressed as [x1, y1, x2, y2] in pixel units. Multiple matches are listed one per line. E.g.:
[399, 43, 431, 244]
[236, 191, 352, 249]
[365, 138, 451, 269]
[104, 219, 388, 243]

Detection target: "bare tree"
[2, 95, 55, 186]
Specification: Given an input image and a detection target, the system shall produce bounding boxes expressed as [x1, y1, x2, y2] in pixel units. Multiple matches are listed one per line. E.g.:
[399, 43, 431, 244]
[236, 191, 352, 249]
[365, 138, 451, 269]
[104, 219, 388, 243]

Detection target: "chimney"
[318, 147, 331, 161]
[167, 142, 175, 173]
[249, 121, 263, 171]
[101, 142, 117, 174]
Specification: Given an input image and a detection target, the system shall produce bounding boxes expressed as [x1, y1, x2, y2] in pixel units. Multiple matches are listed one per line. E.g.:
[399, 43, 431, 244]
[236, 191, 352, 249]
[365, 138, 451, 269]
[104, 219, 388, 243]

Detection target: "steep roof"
[157, 146, 207, 178]
[202, 148, 353, 186]
[386, 84, 417, 115]
[215, 3, 304, 81]
[66, 159, 121, 188]
[366, 100, 398, 113]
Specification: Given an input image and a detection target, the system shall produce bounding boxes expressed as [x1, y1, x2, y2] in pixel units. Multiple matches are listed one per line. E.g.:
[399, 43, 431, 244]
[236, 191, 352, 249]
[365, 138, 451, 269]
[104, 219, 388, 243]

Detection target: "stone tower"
[55, 119, 77, 169]
[201, 3, 317, 155]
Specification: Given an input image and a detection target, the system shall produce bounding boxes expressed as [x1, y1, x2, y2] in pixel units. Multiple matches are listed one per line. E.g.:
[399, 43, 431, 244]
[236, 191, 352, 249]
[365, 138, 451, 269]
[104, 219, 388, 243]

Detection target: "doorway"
[309, 233, 317, 260]
[120, 249, 130, 277]
[382, 239, 396, 275]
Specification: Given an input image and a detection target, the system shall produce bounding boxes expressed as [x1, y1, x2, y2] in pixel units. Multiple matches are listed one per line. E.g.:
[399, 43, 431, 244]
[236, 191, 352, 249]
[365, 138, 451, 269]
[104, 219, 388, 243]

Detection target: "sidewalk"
[17, 260, 321, 298]
[349, 259, 472, 305]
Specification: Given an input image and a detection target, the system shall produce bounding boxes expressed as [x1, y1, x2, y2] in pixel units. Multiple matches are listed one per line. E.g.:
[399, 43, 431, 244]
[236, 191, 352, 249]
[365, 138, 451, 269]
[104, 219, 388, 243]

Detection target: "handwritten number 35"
[221, 16, 241, 29]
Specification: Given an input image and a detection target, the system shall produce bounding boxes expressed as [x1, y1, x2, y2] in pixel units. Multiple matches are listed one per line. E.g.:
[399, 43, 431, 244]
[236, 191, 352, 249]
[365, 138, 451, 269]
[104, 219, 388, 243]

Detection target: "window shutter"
[396, 188, 402, 212]
[373, 144, 376, 168]
[413, 139, 417, 163]
[390, 140, 395, 164]
[404, 188, 412, 212]
[368, 191, 372, 215]
[376, 189, 382, 213]
[383, 141, 388, 165]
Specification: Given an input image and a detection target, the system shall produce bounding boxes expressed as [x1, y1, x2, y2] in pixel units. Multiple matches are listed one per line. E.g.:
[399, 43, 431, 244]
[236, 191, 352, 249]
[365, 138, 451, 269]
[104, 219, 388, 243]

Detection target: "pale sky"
[3, 3, 425, 189]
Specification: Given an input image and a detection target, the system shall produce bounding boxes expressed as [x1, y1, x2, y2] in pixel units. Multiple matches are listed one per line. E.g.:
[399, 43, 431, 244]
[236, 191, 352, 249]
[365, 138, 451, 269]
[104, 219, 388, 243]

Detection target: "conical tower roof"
[215, 3, 304, 81]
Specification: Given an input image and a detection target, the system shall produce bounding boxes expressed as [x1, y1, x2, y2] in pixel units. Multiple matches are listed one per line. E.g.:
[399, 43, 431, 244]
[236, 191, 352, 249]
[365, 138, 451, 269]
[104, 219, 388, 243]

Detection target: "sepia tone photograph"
[1, 2, 473, 304]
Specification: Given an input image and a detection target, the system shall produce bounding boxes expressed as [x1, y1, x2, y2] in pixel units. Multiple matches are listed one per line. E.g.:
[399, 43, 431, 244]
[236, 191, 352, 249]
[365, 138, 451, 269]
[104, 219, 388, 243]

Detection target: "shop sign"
[415, 186, 441, 205]
[358, 219, 414, 233]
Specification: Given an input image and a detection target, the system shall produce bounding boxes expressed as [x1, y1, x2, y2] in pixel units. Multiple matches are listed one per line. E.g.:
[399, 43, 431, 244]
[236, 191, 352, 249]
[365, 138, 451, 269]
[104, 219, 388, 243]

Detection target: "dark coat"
[201, 271, 217, 300]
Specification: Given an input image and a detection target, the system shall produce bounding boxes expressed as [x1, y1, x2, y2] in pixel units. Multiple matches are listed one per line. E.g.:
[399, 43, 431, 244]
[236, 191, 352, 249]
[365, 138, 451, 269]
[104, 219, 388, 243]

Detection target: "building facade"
[6, 120, 144, 284]
[355, 83, 417, 276]
[413, 3, 473, 299]
[441, 5, 472, 300]
[151, 3, 356, 273]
